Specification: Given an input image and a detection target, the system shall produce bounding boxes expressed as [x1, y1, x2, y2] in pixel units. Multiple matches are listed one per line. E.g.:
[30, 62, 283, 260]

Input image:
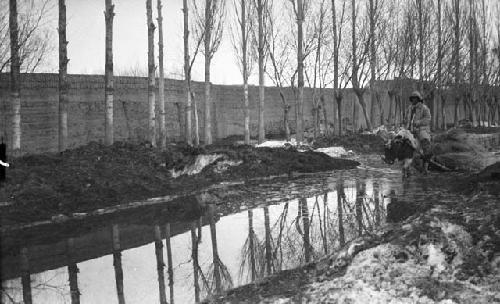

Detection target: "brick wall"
[0, 73, 464, 154]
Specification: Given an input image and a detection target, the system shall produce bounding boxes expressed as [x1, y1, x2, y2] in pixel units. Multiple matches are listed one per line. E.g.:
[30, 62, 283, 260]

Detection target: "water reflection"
[2, 172, 412, 304]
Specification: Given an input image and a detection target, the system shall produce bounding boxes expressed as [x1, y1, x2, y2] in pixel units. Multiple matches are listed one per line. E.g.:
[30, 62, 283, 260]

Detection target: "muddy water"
[1, 156, 465, 304]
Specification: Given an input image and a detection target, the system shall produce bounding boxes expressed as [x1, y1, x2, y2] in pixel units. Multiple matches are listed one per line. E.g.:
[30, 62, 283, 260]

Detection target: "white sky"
[41, 0, 250, 85]
[18, 0, 500, 86]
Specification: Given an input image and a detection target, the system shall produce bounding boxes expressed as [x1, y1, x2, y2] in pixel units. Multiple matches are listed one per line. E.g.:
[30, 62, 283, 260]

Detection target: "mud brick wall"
[0, 73, 465, 154]
[0, 73, 372, 154]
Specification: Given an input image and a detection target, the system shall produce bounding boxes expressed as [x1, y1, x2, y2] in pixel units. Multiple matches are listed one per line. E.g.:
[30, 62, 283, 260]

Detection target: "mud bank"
[208, 165, 500, 304]
[0, 142, 359, 226]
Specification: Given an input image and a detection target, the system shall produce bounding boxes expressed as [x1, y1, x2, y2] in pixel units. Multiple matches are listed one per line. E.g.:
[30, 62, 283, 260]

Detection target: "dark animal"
[383, 135, 417, 178]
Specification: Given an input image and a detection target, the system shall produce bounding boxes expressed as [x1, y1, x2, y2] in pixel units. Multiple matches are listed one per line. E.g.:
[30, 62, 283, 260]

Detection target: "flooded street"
[1, 156, 467, 304]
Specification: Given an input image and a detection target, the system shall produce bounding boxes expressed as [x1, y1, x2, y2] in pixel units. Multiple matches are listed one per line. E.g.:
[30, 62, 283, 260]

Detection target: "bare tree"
[104, 0, 114, 146]
[58, 0, 69, 152]
[256, 0, 266, 143]
[452, 0, 461, 126]
[368, 0, 376, 129]
[157, 0, 166, 149]
[9, 0, 21, 151]
[183, 0, 193, 145]
[288, 0, 306, 142]
[230, 0, 257, 144]
[331, 0, 350, 135]
[146, 0, 156, 147]
[1, 1, 53, 74]
[192, 0, 225, 145]
[266, 2, 294, 140]
[351, 0, 372, 131]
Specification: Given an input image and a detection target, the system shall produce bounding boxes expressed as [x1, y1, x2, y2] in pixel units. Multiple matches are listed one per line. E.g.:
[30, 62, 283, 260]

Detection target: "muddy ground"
[0, 142, 359, 226]
[206, 163, 500, 304]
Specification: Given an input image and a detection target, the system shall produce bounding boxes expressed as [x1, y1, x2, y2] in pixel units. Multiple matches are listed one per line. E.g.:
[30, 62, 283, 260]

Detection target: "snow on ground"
[261, 215, 500, 304]
[170, 154, 223, 178]
[314, 147, 354, 158]
[256, 140, 354, 158]
[256, 139, 299, 148]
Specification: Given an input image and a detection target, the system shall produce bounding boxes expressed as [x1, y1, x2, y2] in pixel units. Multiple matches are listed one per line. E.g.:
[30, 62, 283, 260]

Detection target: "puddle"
[1, 156, 467, 304]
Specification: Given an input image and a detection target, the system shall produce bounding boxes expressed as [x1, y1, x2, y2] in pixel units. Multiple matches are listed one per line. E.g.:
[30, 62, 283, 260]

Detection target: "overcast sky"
[12, 0, 500, 86]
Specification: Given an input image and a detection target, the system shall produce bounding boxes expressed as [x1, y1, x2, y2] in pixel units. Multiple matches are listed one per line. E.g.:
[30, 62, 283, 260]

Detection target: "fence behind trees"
[0, 73, 493, 154]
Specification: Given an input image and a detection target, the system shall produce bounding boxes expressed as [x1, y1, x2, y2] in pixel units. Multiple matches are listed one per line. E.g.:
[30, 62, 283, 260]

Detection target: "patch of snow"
[256, 139, 298, 148]
[314, 147, 354, 158]
[170, 154, 223, 178]
[212, 159, 243, 174]
[425, 243, 447, 276]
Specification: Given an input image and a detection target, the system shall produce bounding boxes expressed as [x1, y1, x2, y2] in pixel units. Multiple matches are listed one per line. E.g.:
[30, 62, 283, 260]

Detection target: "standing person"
[406, 91, 432, 173]
[0, 138, 7, 184]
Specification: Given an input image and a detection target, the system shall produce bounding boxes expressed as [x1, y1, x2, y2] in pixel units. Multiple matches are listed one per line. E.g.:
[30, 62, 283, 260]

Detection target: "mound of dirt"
[0, 142, 359, 225]
[460, 161, 500, 195]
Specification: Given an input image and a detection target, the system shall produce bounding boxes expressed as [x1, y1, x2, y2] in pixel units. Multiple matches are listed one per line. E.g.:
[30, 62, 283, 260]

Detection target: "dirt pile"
[460, 161, 500, 195]
[0, 142, 359, 225]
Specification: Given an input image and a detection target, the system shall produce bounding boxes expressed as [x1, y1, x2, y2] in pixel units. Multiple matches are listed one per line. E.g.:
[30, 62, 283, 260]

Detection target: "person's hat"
[409, 91, 423, 102]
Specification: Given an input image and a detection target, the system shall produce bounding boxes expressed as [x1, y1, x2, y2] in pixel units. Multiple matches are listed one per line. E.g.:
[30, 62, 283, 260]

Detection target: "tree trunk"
[441, 94, 447, 130]
[190, 223, 200, 303]
[336, 94, 343, 135]
[296, 0, 305, 142]
[279, 91, 290, 141]
[241, 0, 250, 145]
[417, 0, 424, 92]
[112, 225, 126, 304]
[331, 0, 341, 136]
[436, 0, 442, 130]
[59, 0, 69, 151]
[157, 0, 167, 150]
[183, 0, 192, 145]
[337, 181, 345, 246]
[204, 0, 213, 145]
[453, 0, 461, 127]
[165, 223, 174, 304]
[257, 0, 265, 143]
[247, 210, 256, 281]
[321, 94, 328, 135]
[373, 182, 380, 226]
[300, 198, 311, 262]
[209, 204, 221, 293]
[9, 0, 21, 151]
[264, 207, 272, 275]
[104, 0, 114, 146]
[20, 247, 32, 304]
[369, 0, 377, 129]
[146, 0, 156, 146]
[67, 238, 80, 304]
[351, 0, 371, 131]
[192, 91, 200, 146]
[355, 180, 364, 236]
[355, 90, 372, 131]
[154, 225, 168, 304]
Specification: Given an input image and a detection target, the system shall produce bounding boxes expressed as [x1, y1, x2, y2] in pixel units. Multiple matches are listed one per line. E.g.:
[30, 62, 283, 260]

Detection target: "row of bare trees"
[3, 0, 500, 152]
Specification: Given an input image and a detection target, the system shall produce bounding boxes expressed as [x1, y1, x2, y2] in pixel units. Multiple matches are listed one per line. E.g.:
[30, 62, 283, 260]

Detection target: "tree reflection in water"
[0, 176, 392, 304]
[237, 177, 390, 286]
[154, 224, 167, 304]
[66, 238, 80, 304]
[239, 209, 263, 282]
[112, 224, 126, 304]
[165, 223, 174, 304]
